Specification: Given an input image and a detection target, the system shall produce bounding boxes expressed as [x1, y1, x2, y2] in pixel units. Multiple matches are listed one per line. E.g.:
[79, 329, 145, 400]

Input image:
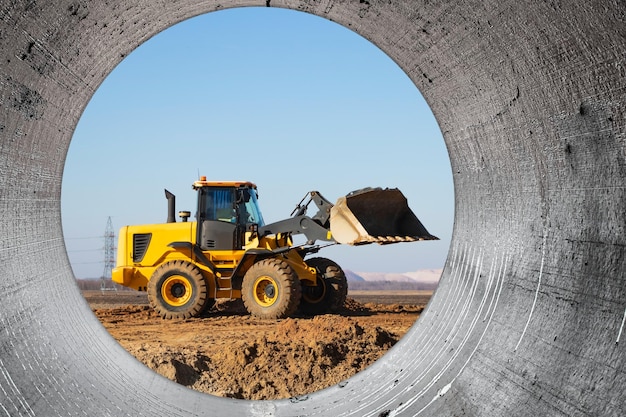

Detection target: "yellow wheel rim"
[253, 276, 278, 307]
[161, 275, 192, 307]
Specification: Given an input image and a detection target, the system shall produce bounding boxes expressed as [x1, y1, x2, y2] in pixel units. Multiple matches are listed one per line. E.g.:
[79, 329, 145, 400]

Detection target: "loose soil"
[85, 290, 432, 400]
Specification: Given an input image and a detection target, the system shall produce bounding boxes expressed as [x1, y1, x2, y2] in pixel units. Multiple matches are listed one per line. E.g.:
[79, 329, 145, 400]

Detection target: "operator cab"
[194, 179, 265, 250]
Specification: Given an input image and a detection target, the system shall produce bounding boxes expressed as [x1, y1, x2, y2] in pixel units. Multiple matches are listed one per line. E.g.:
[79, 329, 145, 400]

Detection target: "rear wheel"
[148, 260, 210, 319]
[299, 257, 348, 315]
[241, 258, 301, 319]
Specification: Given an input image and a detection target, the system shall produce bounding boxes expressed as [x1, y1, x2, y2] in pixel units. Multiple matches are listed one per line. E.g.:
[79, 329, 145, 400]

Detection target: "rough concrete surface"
[0, 1, 624, 416]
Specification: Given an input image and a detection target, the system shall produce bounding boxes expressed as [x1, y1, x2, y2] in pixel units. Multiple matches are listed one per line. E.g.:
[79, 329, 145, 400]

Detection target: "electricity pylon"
[100, 217, 117, 292]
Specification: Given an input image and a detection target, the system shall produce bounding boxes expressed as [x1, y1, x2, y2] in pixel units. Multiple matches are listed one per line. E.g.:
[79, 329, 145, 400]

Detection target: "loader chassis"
[112, 178, 436, 320]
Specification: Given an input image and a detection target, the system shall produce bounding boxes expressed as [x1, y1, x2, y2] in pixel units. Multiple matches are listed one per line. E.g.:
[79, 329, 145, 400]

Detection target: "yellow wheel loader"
[112, 177, 437, 319]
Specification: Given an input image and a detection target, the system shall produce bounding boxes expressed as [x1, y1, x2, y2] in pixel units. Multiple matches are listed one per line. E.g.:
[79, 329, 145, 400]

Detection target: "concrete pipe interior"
[1, 1, 624, 416]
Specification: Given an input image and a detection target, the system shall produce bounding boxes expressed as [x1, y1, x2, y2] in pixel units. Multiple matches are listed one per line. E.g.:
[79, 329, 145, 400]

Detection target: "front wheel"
[148, 260, 210, 319]
[241, 258, 301, 319]
[299, 257, 348, 315]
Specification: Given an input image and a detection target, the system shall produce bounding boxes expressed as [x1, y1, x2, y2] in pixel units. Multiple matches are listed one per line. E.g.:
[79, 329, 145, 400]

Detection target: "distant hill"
[344, 270, 366, 282]
[346, 269, 442, 283]
[399, 269, 442, 283]
[344, 268, 442, 291]
[354, 272, 415, 282]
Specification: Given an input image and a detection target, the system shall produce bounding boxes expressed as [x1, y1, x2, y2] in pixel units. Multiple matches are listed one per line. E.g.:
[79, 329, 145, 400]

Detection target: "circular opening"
[62, 7, 453, 400]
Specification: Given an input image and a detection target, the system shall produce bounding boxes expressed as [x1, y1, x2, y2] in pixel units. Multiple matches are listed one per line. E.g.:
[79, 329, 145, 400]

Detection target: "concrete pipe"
[0, 0, 624, 416]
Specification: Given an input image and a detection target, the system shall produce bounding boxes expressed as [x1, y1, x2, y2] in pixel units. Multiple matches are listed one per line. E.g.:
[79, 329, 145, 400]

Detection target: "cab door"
[197, 187, 238, 250]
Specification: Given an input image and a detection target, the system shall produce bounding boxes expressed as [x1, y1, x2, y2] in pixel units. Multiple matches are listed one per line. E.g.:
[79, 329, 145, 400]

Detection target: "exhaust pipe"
[165, 189, 176, 223]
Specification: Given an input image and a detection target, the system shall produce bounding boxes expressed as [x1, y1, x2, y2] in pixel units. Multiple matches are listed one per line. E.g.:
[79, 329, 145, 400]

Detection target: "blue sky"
[61, 7, 454, 279]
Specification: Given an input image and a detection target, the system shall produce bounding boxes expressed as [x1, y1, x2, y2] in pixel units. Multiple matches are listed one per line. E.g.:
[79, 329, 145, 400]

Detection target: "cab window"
[202, 188, 235, 223]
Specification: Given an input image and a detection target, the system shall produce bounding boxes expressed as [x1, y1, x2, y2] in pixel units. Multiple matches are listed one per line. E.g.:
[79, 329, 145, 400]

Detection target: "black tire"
[299, 257, 348, 315]
[241, 258, 302, 319]
[147, 260, 210, 319]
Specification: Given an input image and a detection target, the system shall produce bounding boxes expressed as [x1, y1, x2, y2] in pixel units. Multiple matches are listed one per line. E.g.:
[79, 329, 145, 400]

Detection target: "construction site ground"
[84, 289, 432, 401]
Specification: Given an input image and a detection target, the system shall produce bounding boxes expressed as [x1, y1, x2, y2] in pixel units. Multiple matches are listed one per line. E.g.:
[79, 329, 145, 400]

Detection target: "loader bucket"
[330, 188, 439, 245]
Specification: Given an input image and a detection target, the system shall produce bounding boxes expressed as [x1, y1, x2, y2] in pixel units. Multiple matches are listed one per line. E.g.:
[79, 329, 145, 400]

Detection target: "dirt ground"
[84, 290, 432, 400]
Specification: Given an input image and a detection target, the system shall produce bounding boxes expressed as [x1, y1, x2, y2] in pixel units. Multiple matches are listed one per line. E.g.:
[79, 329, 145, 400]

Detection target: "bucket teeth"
[349, 235, 433, 245]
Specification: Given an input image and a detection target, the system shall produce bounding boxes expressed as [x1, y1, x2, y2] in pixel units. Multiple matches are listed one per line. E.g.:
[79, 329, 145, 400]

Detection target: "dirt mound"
[127, 315, 398, 399]
[90, 292, 430, 400]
